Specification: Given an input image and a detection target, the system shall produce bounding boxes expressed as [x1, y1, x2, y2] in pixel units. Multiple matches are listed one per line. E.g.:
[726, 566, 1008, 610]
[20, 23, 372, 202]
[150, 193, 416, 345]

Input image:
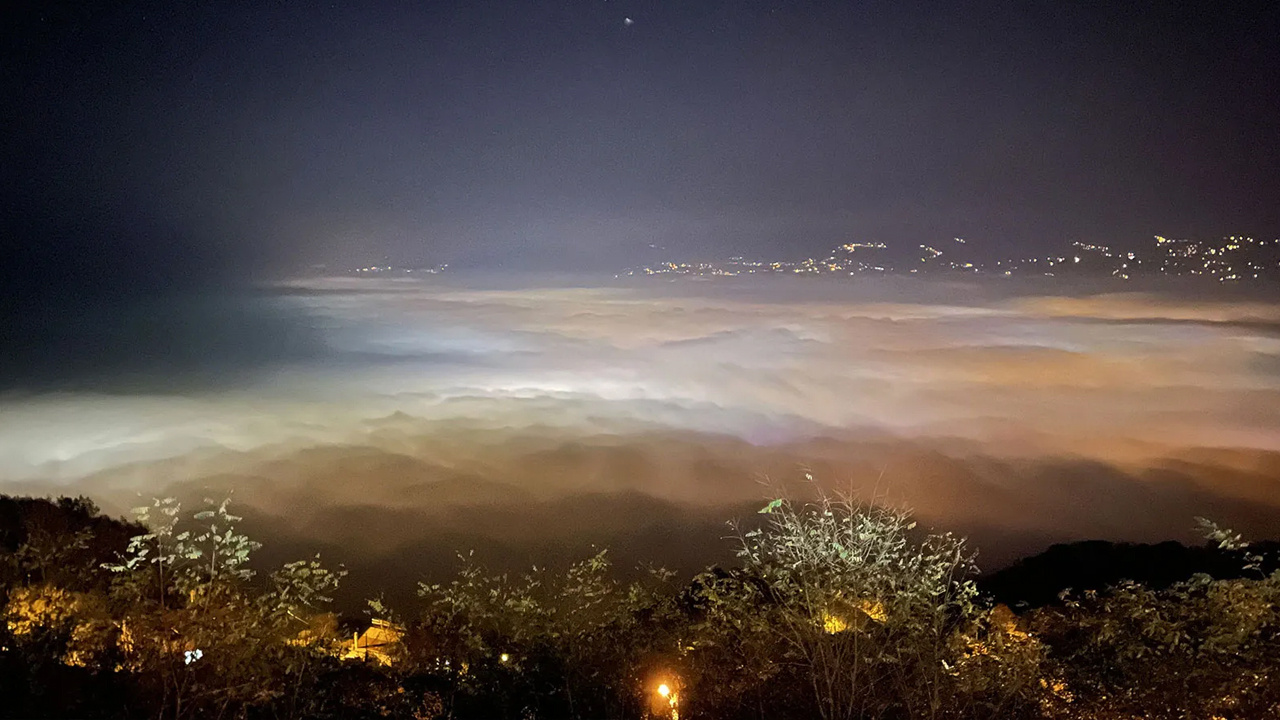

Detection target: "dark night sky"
[3, 0, 1279, 285]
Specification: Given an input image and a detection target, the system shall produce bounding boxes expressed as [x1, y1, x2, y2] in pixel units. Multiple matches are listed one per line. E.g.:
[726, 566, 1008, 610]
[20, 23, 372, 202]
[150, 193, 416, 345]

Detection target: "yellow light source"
[499, 653, 510, 663]
[657, 683, 671, 698]
[821, 611, 848, 634]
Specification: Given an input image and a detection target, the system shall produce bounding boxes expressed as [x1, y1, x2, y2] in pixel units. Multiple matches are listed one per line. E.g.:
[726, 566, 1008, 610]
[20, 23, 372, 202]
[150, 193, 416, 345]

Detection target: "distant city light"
[606, 234, 1279, 283]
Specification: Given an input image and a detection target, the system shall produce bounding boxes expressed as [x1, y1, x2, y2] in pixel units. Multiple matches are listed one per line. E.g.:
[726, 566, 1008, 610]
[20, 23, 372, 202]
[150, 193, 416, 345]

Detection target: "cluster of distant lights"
[618, 236, 1280, 283]
[352, 264, 448, 275]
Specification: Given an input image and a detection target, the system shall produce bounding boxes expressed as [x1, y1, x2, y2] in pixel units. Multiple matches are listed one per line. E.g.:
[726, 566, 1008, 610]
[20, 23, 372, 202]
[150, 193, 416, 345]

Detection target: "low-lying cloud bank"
[3, 276, 1279, 607]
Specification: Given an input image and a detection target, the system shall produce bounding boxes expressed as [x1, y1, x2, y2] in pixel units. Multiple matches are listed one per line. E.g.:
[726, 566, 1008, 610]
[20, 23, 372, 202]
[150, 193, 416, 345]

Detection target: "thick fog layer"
[3, 277, 1279, 605]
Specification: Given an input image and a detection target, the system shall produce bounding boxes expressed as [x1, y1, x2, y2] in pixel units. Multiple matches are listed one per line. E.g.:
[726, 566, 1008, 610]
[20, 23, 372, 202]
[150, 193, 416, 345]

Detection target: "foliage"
[1, 494, 361, 720]
[409, 485, 1047, 720]
[1196, 516, 1265, 573]
[97, 496, 354, 719]
[707, 484, 1041, 720]
[1, 495, 141, 596]
[414, 549, 681, 720]
[1030, 521, 1280, 719]
[4, 491, 1280, 720]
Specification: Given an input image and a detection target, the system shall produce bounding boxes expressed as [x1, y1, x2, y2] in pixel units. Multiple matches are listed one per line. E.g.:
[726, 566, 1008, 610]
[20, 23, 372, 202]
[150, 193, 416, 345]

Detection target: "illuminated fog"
[3, 277, 1279, 600]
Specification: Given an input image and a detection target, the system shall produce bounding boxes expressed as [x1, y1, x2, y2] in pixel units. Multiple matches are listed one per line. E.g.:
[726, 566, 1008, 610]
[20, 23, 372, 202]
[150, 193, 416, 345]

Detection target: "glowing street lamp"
[654, 680, 679, 720]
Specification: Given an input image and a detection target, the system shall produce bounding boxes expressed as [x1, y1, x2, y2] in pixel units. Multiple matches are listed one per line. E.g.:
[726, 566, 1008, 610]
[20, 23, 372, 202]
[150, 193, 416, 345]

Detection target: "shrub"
[698, 485, 1042, 720]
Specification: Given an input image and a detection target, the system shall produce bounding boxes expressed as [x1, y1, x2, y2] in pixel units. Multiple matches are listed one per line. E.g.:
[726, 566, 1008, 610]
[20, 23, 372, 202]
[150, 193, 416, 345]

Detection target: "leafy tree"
[100, 496, 348, 720]
[12, 489, 1280, 720]
[677, 566, 784, 720]
[1030, 520, 1280, 719]
[414, 550, 681, 720]
[1, 495, 140, 596]
[720, 484, 1037, 720]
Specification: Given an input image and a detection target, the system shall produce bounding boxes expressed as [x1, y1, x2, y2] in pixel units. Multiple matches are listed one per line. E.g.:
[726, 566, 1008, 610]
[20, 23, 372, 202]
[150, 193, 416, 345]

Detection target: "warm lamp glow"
[822, 611, 848, 634]
[657, 683, 671, 697]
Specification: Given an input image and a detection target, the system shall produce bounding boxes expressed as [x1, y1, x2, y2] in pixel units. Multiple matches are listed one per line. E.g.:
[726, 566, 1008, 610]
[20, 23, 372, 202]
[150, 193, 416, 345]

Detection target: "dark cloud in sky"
[4, 0, 1279, 283]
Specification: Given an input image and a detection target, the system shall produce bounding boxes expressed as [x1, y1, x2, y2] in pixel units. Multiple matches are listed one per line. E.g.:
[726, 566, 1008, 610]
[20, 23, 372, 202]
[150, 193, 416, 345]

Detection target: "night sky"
[4, 0, 1280, 285]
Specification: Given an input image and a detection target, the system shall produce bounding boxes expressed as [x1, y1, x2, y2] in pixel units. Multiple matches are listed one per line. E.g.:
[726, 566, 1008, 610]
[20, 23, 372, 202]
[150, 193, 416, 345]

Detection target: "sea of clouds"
[3, 276, 1279, 605]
